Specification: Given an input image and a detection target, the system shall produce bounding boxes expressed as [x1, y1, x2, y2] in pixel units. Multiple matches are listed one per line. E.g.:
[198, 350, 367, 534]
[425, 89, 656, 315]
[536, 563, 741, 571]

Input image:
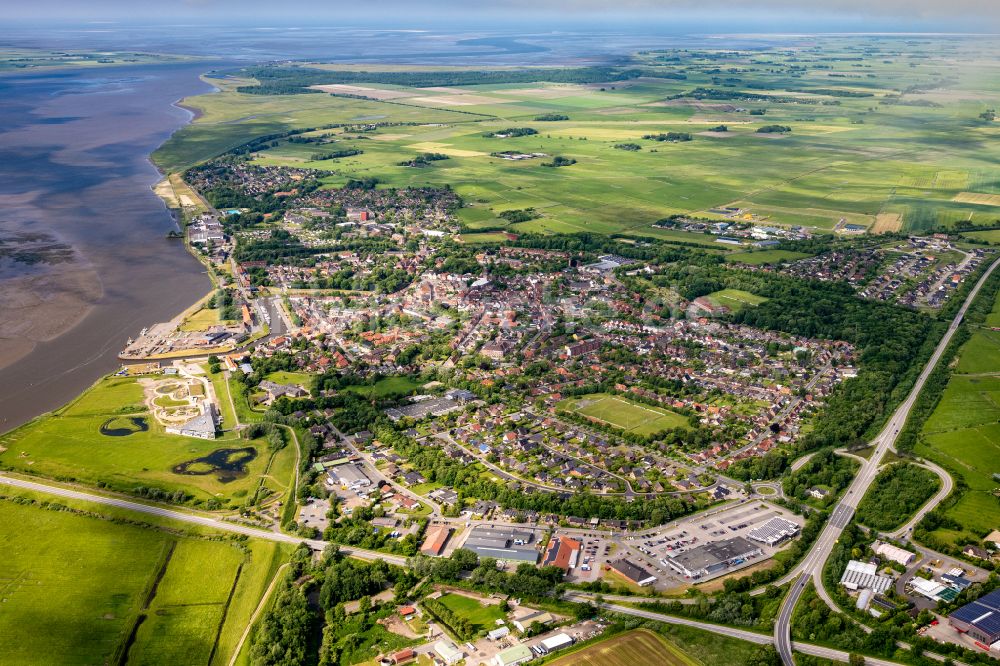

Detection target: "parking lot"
[563, 533, 615, 583]
[297, 497, 331, 531]
[619, 501, 804, 588]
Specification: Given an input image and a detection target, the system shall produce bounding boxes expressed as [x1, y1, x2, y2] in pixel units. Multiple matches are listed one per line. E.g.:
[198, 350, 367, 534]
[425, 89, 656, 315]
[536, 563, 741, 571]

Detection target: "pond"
[99, 416, 149, 437]
[172, 447, 257, 483]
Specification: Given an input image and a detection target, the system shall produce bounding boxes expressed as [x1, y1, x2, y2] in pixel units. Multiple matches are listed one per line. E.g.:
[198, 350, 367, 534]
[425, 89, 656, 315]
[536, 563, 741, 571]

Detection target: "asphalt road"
[0, 472, 408, 567]
[563, 595, 911, 666]
[773, 255, 1000, 665]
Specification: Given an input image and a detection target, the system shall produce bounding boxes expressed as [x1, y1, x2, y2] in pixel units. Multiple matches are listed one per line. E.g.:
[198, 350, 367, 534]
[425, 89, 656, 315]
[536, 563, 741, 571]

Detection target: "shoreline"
[0, 61, 219, 434]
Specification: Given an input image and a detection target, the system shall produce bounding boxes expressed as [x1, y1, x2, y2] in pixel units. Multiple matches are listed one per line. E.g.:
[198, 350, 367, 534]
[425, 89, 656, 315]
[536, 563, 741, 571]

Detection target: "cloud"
[6, 0, 998, 26]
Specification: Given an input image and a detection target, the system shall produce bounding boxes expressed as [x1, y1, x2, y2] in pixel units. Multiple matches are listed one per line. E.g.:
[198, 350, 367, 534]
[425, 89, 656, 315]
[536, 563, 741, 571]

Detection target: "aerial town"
[6, 28, 1000, 666]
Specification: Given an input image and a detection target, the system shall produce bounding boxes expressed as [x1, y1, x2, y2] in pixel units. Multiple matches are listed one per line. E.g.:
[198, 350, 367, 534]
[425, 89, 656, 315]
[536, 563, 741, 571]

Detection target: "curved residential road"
[774, 255, 1000, 666]
[0, 473, 408, 567]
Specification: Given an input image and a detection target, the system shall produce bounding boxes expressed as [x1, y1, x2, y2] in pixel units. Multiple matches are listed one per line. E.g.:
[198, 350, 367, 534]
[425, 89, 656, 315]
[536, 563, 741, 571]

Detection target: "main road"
[773, 255, 1000, 665]
[0, 472, 409, 567]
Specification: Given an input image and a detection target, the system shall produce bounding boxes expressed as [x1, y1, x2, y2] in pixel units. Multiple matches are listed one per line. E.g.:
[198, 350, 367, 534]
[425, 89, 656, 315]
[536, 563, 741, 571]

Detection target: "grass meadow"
[154, 42, 1000, 237]
[0, 375, 296, 506]
[559, 393, 689, 436]
[0, 498, 290, 666]
[918, 288, 1000, 547]
[435, 593, 506, 635]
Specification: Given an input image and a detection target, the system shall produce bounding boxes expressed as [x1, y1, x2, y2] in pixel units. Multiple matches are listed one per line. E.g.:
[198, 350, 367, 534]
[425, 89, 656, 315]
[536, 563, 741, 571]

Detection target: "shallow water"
[0, 63, 217, 432]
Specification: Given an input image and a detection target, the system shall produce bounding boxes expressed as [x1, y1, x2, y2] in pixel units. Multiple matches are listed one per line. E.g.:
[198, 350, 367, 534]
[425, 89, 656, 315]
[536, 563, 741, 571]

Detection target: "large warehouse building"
[949, 589, 1000, 647]
[665, 537, 762, 579]
[461, 526, 540, 563]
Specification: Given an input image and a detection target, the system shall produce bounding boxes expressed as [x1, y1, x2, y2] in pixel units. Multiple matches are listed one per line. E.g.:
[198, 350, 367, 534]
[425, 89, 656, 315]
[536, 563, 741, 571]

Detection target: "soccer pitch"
[562, 393, 689, 436]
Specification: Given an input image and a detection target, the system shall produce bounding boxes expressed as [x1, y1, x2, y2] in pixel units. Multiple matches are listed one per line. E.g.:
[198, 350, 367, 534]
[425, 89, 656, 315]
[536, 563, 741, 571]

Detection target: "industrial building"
[872, 541, 916, 566]
[331, 463, 372, 489]
[839, 560, 893, 595]
[542, 536, 582, 571]
[493, 645, 532, 666]
[538, 633, 574, 654]
[665, 537, 762, 579]
[462, 525, 540, 563]
[433, 640, 464, 665]
[949, 589, 1000, 647]
[608, 559, 657, 586]
[747, 517, 801, 546]
[420, 525, 452, 557]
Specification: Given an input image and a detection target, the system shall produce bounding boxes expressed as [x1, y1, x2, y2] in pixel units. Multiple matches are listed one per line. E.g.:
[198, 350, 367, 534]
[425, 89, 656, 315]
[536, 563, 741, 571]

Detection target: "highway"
[0, 473, 408, 567]
[773, 255, 1000, 665]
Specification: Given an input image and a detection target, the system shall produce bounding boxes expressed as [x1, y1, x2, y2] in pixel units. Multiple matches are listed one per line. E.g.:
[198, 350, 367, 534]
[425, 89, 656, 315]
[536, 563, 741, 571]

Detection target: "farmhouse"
[665, 537, 761, 579]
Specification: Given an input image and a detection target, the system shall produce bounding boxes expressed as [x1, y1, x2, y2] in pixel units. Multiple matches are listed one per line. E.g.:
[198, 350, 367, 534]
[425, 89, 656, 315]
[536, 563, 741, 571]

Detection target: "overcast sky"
[5, 0, 999, 31]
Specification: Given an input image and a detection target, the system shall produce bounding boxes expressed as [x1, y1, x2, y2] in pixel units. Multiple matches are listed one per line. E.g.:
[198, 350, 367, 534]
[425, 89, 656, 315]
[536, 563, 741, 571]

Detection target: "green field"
[0, 497, 290, 666]
[725, 249, 811, 265]
[264, 370, 315, 387]
[435, 593, 506, 635]
[343, 375, 422, 398]
[154, 41, 1000, 235]
[548, 629, 700, 666]
[0, 375, 295, 506]
[917, 287, 1000, 547]
[559, 392, 689, 435]
[705, 288, 768, 313]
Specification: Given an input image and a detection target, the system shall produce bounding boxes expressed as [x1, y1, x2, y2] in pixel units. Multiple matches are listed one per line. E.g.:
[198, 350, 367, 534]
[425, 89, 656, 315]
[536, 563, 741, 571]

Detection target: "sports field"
[154, 40, 1000, 236]
[0, 498, 289, 666]
[0, 375, 296, 506]
[547, 629, 700, 666]
[705, 288, 768, 313]
[559, 393, 689, 436]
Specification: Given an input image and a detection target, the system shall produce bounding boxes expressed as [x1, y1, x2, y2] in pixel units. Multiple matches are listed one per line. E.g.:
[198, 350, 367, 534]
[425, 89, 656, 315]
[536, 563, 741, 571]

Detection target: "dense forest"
[855, 463, 940, 531]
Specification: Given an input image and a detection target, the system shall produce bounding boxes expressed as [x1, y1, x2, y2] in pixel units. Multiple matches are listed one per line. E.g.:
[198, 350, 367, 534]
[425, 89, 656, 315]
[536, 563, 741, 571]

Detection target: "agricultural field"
[0, 375, 296, 506]
[558, 392, 689, 436]
[155, 39, 1000, 236]
[0, 497, 290, 666]
[704, 288, 768, 313]
[547, 629, 699, 666]
[917, 288, 1000, 547]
